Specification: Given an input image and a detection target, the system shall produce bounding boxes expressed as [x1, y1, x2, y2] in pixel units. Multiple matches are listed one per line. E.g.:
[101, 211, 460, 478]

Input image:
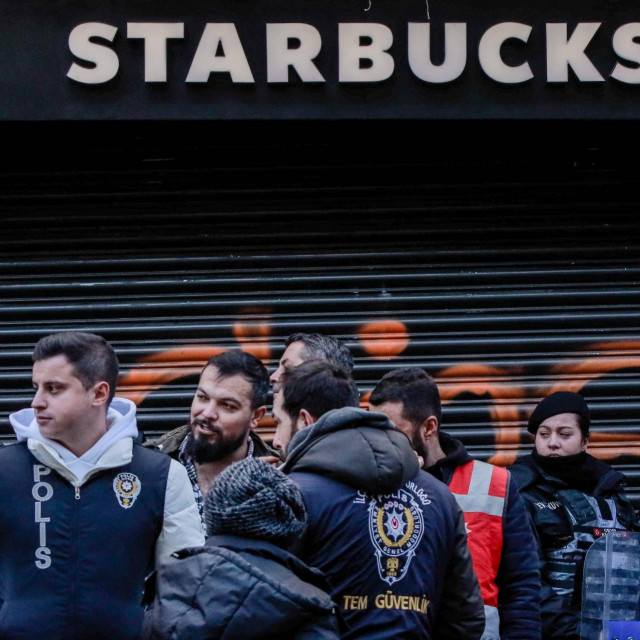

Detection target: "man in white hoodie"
[3, 331, 204, 640]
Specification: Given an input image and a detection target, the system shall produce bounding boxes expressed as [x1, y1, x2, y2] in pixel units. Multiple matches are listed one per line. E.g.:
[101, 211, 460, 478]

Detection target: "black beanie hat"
[527, 391, 590, 435]
[205, 457, 306, 549]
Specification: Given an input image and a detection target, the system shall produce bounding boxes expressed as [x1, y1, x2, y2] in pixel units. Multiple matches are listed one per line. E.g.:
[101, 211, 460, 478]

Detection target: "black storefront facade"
[2, 0, 640, 501]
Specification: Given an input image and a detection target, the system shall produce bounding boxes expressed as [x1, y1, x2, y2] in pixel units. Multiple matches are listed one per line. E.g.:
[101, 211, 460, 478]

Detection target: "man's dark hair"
[33, 332, 120, 404]
[369, 367, 442, 427]
[285, 333, 354, 373]
[204, 351, 269, 409]
[281, 360, 359, 421]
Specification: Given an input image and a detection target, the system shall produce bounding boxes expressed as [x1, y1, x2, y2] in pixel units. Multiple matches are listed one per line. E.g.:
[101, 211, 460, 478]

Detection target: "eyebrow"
[197, 388, 243, 404]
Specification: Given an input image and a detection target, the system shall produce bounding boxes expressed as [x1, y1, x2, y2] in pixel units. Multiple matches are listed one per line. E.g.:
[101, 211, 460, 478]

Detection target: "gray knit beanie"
[205, 457, 306, 549]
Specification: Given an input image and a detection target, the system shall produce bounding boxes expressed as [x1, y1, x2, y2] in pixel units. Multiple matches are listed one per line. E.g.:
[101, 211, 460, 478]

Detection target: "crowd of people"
[1, 330, 638, 639]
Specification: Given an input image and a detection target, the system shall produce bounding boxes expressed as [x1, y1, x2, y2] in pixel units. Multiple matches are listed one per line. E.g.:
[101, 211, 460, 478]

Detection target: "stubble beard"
[411, 430, 428, 465]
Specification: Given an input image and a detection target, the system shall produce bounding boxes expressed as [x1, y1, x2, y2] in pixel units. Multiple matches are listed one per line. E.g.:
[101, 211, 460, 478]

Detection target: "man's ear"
[297, 408, 316, 429]
[92, 381, 110, 408]
[581, 435, 589, 451]
[421, 416, 439, 441]
[250, 405, 267, 429]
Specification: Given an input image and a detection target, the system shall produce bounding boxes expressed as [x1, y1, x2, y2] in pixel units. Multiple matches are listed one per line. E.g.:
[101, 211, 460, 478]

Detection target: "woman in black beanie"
[144, 457, 339, 640]
[509, 391, 640, 640]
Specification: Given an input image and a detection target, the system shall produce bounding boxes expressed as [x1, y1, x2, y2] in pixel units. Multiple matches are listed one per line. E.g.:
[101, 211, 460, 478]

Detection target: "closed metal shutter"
[2, 121, 639, 501]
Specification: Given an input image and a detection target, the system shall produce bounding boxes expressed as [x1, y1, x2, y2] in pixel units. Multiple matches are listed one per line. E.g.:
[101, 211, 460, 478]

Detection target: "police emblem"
[367, 488, 425, 585]
[113, 473, 141, 509]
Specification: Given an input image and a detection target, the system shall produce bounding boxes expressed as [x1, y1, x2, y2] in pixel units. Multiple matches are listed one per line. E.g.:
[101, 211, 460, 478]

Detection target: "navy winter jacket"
[282, 407, 485, 640]
[0, 442, 170, 640]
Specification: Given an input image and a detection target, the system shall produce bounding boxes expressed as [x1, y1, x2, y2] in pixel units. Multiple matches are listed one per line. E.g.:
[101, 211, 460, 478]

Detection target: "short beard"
[280, 423, 300, 461]
[411, 429, 428, 465]
[187, 420, 248, 464]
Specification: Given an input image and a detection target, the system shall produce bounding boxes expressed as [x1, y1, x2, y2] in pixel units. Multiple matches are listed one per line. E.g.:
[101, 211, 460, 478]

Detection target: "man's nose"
[201, 401, 218, 420]
[269, 367, 282, 387]
[31, 389, 46, 409]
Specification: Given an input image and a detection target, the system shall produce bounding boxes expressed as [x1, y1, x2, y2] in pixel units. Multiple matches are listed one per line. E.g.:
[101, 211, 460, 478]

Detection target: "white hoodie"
[9, 398, 204, 563]
[11, 397, 139, 486]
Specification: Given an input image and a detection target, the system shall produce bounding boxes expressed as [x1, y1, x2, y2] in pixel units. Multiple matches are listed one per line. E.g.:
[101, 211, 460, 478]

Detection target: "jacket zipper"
[71, 483, 81, 636]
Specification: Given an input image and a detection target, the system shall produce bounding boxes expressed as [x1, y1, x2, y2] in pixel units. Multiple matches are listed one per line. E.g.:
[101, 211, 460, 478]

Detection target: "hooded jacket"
[282, 407, 485, 640]
[426, 433, 541, 640]
[509, 453, 640, 640]
[143, 535, 340, 640]
[1, 399, 204, 640]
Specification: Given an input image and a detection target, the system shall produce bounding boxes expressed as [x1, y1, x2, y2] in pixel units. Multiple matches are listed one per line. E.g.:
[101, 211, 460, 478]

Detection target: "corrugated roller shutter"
[1, 121, 639, 502]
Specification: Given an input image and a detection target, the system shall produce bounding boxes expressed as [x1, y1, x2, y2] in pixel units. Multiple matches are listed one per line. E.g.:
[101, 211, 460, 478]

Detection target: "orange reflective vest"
[448, 459, 508, 608]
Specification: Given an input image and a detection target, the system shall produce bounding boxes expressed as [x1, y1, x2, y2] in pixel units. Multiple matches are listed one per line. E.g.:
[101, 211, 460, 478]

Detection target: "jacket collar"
[428, 432, 472, 469]
[509, 452, 627, 496]
[27, 437, 133, 487]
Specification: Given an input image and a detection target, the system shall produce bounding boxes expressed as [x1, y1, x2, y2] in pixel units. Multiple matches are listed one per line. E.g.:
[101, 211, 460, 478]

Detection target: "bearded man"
[145, 350, 275, 532]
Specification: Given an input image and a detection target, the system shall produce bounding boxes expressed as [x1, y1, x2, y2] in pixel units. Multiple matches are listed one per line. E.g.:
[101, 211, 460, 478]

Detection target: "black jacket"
[282, 407, 485, 640]
[143, 535, 339, 640]
[425, 433, 541, 640]
[510, 453, 640, 640]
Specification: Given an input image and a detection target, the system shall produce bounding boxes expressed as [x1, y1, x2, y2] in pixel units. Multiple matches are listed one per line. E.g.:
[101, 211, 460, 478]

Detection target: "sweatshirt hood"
[424, 431, 473, 482]
[10, 398, 138, 484]
[281, 406, 419, 494]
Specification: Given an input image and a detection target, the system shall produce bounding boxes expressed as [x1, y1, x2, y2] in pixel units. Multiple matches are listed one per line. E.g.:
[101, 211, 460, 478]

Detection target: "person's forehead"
[199, 366, 253, 401]
[538, 412, 581, 429]
[281, 341, 308, 365]
[375, 400, 405, 415]
[32, 354, 76, 381]
[375, 400, 411, 426]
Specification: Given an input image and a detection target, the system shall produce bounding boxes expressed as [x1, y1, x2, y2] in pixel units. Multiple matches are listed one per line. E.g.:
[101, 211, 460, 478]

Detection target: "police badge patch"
[367, 488, 425, 585]
[113, 473, 141, 509]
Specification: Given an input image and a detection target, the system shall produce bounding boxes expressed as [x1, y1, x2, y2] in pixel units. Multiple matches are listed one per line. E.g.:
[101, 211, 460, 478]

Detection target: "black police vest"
[530, 484, 637, 607]
[0, 442, 170, 640]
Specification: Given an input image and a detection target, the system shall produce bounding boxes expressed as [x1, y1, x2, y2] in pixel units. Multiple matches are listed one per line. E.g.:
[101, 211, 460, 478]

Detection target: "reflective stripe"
[452, 461, 506, 516]
[481, 605, 501, 640]
[454, 493, 506, 517]
[450, 459, 507, 608]
[469, 460, 493, 496]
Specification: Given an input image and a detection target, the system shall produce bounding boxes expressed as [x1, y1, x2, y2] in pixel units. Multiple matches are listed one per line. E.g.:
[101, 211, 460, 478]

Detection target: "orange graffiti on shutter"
[117, 345, 225, 405]
[358, 321, 409, 360]
[233, 320, 272, 360]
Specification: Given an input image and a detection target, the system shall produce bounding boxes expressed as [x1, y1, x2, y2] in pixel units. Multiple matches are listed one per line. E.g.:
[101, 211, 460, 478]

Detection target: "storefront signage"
[66, 21, 640, 86]
[2, 0, 639, 120]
